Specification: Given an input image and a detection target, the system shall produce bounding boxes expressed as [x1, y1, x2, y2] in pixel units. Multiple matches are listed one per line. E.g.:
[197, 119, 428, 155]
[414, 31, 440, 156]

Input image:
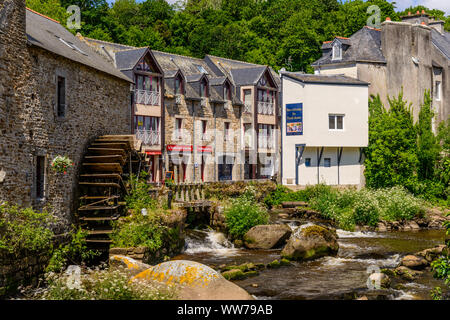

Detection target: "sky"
[106, 0, 449, 15]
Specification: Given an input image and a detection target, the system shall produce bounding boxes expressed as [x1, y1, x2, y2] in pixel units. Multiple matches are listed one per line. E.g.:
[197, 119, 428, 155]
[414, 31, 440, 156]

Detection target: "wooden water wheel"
[76, 135, 145, 251]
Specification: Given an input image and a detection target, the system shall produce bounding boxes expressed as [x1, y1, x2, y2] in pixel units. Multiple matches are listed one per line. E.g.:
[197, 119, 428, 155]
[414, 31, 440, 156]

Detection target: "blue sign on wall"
[286, 103, 303, 136]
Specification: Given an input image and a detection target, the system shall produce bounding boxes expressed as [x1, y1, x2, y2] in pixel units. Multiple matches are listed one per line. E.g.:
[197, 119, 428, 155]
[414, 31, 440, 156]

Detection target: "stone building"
[0, 1, 132, 233]
[312, 11, 450, 130]
[80, 37, 281, 183]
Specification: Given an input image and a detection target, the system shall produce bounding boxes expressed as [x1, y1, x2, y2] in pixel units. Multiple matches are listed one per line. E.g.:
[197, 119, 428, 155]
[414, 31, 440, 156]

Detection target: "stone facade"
[164, 96, 243, 183]
[0, 248, 50, 296]
[0, 1, 131, 234]
[313, 15, 450, 127]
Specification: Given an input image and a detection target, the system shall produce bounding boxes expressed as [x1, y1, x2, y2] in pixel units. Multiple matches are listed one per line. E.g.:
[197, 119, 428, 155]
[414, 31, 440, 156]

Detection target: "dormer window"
[175, 74, 183, 95]
[332, 42, 342, 61]
[200, 78, 208, 97]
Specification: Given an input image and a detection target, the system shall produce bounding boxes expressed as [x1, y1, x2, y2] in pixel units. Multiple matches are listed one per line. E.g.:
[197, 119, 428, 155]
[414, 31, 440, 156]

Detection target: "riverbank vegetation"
[0, 203, 54, 254]
[39, 267, 175, 300]
[224, 187, 269, 239]
[431, 212, 450, 300]
[365, 91, 449, 207]
[264, 184, 426, 230]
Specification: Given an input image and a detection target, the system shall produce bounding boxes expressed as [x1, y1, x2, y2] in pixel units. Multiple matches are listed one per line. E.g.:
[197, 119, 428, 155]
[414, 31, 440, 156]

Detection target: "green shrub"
[40, 268, 175, 300]
[125, 172, 157, 212]
[225, 187, 269, 239]
[46, 227, 99, 273]
[263, 185, 292, 208]
[111, 212, 165, 250]
[0, 202, 54, 254]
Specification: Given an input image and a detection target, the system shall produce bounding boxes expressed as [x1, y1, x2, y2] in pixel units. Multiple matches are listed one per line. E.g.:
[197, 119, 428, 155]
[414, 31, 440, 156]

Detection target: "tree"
[416, 91, 441, 180]
[364, 92, 418, 189]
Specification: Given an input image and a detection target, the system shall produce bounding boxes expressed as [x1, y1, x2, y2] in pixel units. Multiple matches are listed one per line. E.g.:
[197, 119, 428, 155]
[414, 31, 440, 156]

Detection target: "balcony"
[258, 135, 275, 149]
[136, 129, 161, 146]
[135, 89, 161, 106]
[257, 101, 275, 115]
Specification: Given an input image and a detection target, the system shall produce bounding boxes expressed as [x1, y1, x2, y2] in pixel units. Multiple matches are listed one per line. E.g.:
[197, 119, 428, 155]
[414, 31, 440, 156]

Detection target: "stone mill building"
[0, 0, 132, 234]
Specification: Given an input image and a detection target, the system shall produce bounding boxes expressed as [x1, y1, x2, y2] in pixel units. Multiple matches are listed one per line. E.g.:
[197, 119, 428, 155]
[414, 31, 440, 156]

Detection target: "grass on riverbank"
[265, 184, 427, 231]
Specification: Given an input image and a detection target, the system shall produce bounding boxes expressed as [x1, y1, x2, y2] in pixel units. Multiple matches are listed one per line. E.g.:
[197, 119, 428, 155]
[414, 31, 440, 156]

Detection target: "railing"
[244, 101, 252, 113]
[257, 101, 274, 115]
[135, 89, 161, 106]
[135, 129, 161, 146]
[258, 134, 275, 149]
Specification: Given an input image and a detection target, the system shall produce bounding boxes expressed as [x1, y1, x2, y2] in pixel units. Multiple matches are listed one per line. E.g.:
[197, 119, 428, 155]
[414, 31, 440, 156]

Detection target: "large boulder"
[131, 260, 253, 300]
[400, 255, 429, 270]
[244, 224, 292, 249]
[281, 224, 339, 261]
[109, 255, 151, 276]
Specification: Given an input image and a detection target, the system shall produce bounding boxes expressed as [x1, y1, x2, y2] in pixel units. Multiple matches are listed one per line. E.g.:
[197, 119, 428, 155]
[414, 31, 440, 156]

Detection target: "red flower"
[64, 171, 67, 175]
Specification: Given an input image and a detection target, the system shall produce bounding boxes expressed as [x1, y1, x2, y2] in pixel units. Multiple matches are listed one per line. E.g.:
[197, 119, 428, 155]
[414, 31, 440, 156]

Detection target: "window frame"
[332, 42, 342, 61]
[305, 158, 311, 167]
[57, 76, 66, 118]
[324, 158, 331, 168]
[175, 118, 183, 140]
[35, 155, 46, 200]
[328, 114, 345, 131]
[435, 81, 442, 101]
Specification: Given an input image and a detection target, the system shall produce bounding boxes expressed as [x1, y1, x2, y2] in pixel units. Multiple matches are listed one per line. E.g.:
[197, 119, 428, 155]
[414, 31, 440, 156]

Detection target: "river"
[173, 213, 446, 300]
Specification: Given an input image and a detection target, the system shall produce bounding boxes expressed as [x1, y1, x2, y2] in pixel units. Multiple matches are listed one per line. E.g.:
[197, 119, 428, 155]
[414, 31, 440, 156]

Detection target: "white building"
[281, 72, 369, 186]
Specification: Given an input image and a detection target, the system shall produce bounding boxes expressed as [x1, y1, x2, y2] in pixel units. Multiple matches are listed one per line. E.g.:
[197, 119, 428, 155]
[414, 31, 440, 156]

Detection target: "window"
[224, 122, 230, 141]
[135, 116, 160, 132]
[175, 118, 183, 139]
[332, 42, 342, 61]
[200, 78, 208, 97]
[329, 114, 344, 130]
[224, 83, 231, 100]
[35, 156, 45, 199]
[324, 158, 331, 167]
[435, 81, 442, 101]
[201, 120, 207, 140]
[175, 75, 183, 95]
[57, 76, 66, 117]
[305, 158, 311, 167]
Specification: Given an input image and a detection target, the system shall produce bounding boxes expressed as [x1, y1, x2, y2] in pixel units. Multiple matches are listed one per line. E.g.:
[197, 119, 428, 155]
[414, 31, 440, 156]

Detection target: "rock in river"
[109, 255, 151, 276]
[400, 255, 429, 270]
[281, 224, 339, 261]
[244, 224, 292, 249]
[131, 260, 253, 300]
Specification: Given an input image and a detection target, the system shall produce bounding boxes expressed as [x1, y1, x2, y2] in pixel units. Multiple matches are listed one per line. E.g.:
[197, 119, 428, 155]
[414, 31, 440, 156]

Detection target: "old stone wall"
[164, 96, 243, 183]
[0, 248, 50, 296]
[0, 0, 131, 235]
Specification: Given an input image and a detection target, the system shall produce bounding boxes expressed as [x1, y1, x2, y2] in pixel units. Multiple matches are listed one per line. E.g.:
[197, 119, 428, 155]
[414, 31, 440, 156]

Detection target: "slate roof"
[115, 47, 148, 70]
[25, 8, 131, 82]
[282, 72, 369, 86]
[431, 29, 450, 60]
[312, 26, 386, 66]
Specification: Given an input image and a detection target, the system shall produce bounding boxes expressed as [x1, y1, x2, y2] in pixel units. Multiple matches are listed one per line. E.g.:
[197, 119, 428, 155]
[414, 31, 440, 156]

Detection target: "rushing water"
[174, 214, 446, 300]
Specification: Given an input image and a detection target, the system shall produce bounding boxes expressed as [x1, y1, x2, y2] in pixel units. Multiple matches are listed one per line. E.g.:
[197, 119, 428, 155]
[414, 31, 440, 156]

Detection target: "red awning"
[198, 146, 213, 153]
[167, 145, 193, 152]
[145, 151, 162, 155]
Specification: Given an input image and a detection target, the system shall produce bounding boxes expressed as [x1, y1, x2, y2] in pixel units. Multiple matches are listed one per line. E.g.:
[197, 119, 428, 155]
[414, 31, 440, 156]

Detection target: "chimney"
[401, 10, 430, 25]
[0, 0, 27, 56]
[429, 20, 445, 34]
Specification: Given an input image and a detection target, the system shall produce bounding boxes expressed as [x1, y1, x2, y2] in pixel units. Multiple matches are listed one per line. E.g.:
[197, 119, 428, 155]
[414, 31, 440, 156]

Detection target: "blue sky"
[106, 0, 449, 15]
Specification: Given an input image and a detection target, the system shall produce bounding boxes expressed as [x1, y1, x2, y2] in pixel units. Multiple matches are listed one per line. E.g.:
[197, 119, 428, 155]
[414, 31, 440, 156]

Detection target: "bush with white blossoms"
[308, 185, 426, 230]
[39, 267, 176, 300]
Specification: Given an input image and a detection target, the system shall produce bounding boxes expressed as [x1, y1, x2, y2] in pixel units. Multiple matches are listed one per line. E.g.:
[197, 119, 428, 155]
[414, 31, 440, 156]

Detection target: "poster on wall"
[286, 103, 303, 135]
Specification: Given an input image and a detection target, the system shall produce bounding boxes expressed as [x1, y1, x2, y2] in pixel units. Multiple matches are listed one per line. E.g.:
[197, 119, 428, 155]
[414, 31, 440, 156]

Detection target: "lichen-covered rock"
[267, 260, 281, 268]
[131, 260, 253, 300]
[222, 269, 245, 281]
[281, 224, 339, 261]
[394, 266, 422, 281]
[243, 224, 292, 249]
[400, 255, 429, 270]
[109, 255, 151, 276]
